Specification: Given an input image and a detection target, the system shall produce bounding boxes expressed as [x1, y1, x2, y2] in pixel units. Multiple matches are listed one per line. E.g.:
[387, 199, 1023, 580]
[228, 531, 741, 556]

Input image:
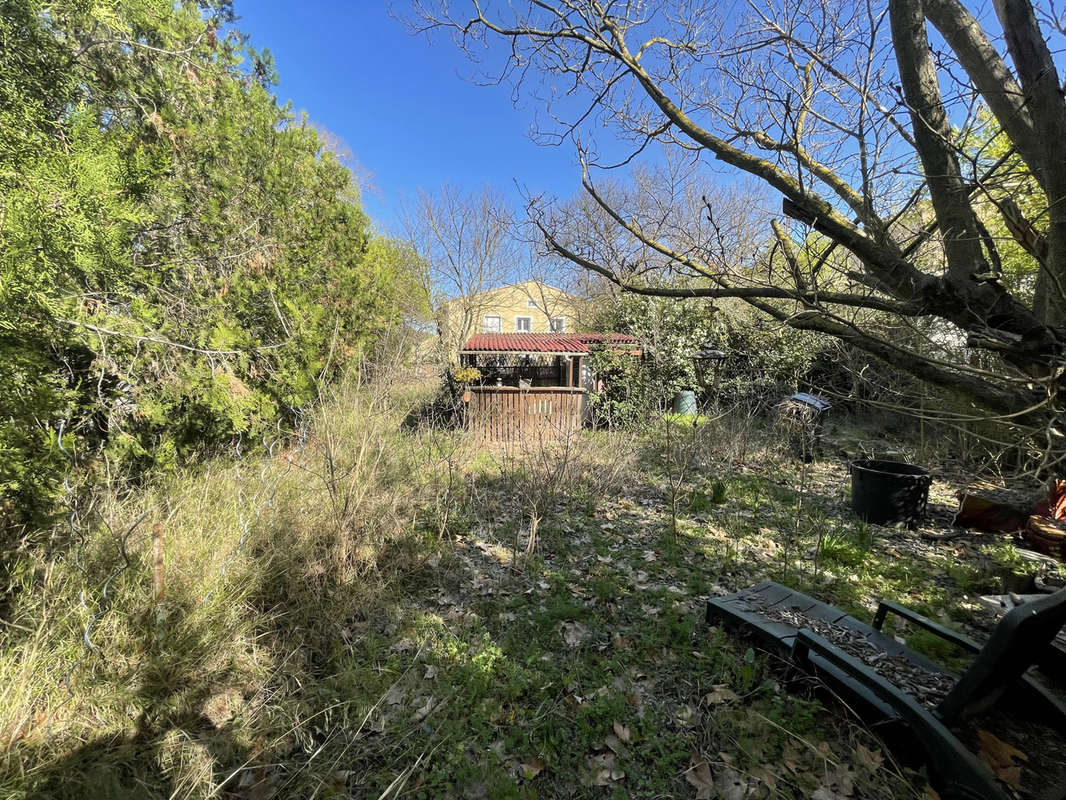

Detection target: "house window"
[483, 315, 502, 333]
[550, 317, 566, 332]
[515, 316, 532, 332]
[526, 298, 538, 308]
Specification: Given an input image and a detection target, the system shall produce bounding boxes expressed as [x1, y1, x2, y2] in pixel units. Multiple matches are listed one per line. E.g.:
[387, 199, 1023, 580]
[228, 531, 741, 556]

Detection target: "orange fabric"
[1032, 479, 1066, 521]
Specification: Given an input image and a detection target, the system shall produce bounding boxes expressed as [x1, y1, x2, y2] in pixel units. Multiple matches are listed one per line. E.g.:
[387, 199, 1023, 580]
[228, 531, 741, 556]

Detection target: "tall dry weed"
[0, 366, 434, 798]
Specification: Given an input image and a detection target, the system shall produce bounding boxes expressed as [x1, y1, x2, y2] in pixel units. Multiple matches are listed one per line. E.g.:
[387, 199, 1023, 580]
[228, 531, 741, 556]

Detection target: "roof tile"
[462, 333, 590, 354]
[461, 333, 639, 354]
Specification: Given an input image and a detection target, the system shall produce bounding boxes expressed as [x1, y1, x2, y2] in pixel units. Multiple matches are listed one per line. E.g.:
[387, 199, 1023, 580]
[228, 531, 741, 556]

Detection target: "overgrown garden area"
[6, 0, 1066, 798]
[11, 367, 1061, 799]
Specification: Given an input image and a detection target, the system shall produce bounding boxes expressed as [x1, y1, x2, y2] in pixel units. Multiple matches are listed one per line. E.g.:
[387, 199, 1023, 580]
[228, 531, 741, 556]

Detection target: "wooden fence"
[467, 386, 585, 441]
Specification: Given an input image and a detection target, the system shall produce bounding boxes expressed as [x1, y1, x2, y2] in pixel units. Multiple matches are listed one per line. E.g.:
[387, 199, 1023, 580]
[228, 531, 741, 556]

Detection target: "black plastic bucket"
[850, 459, 931, 528]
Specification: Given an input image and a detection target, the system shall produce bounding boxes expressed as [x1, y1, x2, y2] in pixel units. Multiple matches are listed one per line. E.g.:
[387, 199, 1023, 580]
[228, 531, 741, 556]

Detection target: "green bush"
[713, 306, 825, 411]
[0, 1, 420, 532]
[585, 293, 824, 427]
[586, 293, 715, 428]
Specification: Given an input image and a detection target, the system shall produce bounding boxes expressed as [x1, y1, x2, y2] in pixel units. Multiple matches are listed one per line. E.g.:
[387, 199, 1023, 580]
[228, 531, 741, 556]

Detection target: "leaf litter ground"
[345, 441, 1065, 799]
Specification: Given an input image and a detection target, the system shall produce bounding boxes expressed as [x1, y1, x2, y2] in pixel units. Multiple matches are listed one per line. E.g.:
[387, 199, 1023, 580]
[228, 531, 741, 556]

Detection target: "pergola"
[458, 332, 640, 440]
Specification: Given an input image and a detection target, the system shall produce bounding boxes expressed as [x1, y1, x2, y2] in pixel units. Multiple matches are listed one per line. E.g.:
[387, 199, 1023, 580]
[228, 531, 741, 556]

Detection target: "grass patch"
[3, 392, 991, 798]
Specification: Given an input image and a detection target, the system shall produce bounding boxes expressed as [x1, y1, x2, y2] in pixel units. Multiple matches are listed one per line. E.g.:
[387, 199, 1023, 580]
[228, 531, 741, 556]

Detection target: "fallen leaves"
[978, 729, 1027, 789]
[603, 731, 629, 758]
[560, 620, 589, 646]
[714, 767, 752, 800]
[381, 458, 960, 800]
[704, 684, 738, 705]
[232, 767, 274, 800]
[383, 682, 406, 707]
[685, 754, 716, 799]
[410, 695, 436, 723]
[811, 764, 857, 799]
[489, 739, 547, 783]
[675, 703, 697, 727]
[684, 753, 765, 800]
[581, 749, 625, 786]
[854, 743, 883, 771]
[811, 786, 848, 800]
[518, 758, 545, 780]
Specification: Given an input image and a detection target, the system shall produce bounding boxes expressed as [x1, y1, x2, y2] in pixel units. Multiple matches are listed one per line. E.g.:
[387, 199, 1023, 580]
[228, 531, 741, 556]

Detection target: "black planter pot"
[850, 459, 931, 529]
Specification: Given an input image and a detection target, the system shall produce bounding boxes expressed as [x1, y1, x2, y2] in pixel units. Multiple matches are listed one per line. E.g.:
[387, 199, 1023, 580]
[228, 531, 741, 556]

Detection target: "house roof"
[461, 332, 638, 356]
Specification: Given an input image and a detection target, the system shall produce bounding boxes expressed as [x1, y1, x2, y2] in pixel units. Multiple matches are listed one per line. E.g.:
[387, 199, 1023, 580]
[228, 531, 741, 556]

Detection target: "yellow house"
[472, 280, 585, 333]
[437, 280, 588, 363]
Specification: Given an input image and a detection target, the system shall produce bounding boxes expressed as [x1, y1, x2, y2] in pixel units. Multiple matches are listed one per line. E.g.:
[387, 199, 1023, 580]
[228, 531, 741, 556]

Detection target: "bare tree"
[409, 0, 1066, 455]
[401, 185, 519, 365]
[515, 253, 594, 331]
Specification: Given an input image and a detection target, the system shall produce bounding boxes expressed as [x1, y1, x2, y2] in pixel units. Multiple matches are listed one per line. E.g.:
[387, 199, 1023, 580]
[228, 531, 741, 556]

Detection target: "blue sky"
[234, 2, 586, 235]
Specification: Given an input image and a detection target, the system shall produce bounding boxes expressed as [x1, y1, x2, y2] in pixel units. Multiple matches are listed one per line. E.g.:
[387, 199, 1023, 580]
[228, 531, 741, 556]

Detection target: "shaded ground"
[328, 436, 1064, 799]
[12, 406, 1064, 800]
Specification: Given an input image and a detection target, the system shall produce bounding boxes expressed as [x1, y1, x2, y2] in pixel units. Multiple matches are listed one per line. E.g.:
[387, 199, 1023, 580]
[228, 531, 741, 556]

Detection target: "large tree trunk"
[411, 0, 1066, 439]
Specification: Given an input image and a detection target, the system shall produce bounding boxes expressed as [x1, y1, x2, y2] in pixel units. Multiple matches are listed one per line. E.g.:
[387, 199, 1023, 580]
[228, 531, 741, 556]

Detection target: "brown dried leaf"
[811, 765, 857, 799]
[855, 743, 884, 771]
[704, 684, 738, 705]
[714, 766, 751, 800]
[561, 621, 589, 647]
[685, 754, 715, 799]
[581, 751, 624, 786]
[383, 683, 406, 706]
[233, 768, 273, 800]
[977, 729, 1027, 789]
[520, 758, 544, 780]
[612, 720, 632, 743]
[675, 704, 697, 726]
[782, 742, 807, 774]
[604, 733, 628, 757]
[750, 765, 778, 793]
[411, 696, 436, 723]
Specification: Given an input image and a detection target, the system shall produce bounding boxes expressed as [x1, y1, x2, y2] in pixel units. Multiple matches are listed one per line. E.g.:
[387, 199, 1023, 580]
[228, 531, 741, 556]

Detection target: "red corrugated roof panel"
[462, 333, 590, 354]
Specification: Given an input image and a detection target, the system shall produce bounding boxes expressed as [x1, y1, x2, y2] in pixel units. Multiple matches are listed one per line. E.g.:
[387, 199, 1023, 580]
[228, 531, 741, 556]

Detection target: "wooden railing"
[467, 386, 585, 441]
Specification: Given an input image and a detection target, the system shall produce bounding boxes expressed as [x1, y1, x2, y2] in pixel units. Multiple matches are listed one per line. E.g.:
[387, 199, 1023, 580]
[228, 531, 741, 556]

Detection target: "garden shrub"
[0, 1, 421, 533]
[585, 294, 825, 427]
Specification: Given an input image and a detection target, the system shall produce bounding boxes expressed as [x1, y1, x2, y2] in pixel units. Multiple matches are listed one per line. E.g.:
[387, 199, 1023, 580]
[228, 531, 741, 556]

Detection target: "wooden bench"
[706, 581, 1066, 800]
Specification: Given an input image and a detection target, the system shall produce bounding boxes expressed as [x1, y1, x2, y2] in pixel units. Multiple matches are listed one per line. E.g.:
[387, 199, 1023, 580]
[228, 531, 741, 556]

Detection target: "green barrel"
[673, 390, 697, 415]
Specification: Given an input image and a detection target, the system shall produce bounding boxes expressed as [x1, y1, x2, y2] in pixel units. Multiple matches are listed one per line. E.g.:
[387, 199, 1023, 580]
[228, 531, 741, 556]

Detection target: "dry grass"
[0, 369, 436, 799]
[0, 381, 955, 799]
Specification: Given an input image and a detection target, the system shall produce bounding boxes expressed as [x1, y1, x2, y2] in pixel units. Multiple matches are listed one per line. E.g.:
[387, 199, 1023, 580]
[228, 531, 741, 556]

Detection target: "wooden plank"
[468, 387, 586, 441]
